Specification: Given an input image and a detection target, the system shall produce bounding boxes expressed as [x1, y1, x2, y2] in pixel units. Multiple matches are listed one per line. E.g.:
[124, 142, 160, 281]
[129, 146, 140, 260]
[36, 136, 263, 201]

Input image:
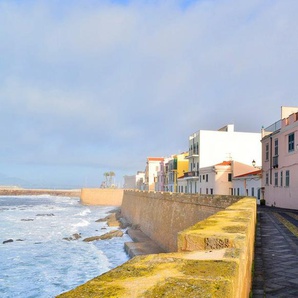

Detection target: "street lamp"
[252, 160, 256, 167]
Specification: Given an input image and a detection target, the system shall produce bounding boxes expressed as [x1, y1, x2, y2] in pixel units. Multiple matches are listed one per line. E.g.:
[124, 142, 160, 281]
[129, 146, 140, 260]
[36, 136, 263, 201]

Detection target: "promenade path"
[252, 205, 298, 297]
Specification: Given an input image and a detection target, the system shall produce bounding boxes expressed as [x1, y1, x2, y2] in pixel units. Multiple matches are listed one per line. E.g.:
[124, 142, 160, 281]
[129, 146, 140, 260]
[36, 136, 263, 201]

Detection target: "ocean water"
[0, 195, 131, 298]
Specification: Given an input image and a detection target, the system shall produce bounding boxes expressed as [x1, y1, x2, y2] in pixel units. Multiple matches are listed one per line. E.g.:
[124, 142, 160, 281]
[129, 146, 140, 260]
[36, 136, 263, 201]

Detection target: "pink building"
[261, 106, 298, 209]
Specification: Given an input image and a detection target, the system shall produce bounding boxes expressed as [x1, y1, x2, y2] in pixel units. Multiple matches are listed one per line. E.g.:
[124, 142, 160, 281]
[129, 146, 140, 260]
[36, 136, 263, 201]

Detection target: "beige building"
[144, 157, 164, 191]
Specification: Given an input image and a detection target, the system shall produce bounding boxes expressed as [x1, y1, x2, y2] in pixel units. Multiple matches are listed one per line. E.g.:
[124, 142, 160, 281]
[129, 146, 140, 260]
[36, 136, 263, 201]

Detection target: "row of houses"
[123, 106, 298, 210]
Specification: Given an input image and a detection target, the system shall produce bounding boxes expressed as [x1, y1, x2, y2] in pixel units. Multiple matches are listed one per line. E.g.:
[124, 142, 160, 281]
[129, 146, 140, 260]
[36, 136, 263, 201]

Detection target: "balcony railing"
[184, 171, 199, 178]
[264, 120, 281, 133]
[186, 150, 199, 158]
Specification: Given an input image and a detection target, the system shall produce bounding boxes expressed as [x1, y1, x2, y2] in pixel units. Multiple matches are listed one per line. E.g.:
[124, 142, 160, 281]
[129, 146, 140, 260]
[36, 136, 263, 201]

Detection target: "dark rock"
[3, 239, 13, 244]
[16, 239, 24, 241]
[63, 233, 81, 241]
[21, 219, 34, 221]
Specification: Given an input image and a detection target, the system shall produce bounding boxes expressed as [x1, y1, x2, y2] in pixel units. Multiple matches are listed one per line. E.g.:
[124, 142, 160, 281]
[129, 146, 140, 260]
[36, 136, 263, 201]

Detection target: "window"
[252, 187, 255, 197]
[206, 188, 208, 194]
[265, 143, 269, 161]
[280, 171, 283, 187]
[285, 170, 290, 187]
[206, 174, 208, 182]
[274, 138, 278, 156]
[237, 188, 240, 196]
[228, 173, 232, 182]
[210, 188, 213, 195]
[266, 173, 269, 185]
[203, 175, 205, 180]
[274, 172, 278, 186]
[288, 133, 295, 152]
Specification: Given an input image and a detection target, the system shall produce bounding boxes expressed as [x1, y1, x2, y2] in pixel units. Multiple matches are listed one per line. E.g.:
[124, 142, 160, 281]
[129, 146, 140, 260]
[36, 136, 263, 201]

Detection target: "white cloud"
[0, 0, 297, 186]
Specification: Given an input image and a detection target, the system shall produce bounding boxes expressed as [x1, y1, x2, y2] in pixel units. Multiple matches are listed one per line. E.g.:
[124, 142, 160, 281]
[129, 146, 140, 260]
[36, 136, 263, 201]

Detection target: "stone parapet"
[57, 197, 256, 298]
[80, 188, 124, 206]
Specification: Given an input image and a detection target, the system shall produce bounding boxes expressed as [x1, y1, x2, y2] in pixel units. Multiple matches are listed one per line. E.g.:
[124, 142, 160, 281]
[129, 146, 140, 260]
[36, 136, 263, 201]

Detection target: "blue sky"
[0, 0, 297, 188]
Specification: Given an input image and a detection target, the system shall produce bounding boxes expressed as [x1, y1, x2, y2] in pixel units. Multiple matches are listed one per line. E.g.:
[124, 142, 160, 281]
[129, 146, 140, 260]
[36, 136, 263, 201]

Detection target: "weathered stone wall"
[121, 190, 241, 252]
[57, 197, 256, 298]
[80, 188, 124, 206]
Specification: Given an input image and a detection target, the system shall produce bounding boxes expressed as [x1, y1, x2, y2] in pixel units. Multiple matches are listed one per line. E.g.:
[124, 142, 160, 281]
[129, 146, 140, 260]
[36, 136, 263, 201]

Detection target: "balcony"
[273, 155, 278, 168]
[264, 120, 282, 134]
[186, 150, 199, 159]
[184, 171, 199, 179]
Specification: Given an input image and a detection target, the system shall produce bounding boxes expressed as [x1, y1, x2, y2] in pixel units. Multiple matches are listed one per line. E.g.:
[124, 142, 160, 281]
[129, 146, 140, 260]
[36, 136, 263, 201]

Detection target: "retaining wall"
[121, 190, 241, 252]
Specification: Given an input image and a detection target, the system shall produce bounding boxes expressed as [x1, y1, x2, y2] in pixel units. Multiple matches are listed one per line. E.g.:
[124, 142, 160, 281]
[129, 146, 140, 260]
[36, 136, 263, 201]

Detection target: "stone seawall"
[80, 188, 124, 206]
[121, 190, 241, 252]
[57, 197, 256, 298]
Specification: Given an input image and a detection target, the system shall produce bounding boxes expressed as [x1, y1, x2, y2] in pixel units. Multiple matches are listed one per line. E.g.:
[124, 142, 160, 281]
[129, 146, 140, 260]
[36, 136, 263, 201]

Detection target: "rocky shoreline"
[1, 189, 165, 257]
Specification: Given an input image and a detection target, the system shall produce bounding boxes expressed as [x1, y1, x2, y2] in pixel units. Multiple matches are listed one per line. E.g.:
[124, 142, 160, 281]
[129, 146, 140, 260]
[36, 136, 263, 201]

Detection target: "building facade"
[261, 106, 298, 209]
[185, 124, 261, 194]
[165, 152, 189, 192]
[144, 157, 164, 191]
[233, 169, 262, 203]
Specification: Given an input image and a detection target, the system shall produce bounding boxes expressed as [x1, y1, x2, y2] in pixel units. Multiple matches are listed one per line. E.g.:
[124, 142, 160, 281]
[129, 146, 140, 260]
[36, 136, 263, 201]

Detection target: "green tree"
[109, 171, 115, 187]
[103, 172, 110, 188]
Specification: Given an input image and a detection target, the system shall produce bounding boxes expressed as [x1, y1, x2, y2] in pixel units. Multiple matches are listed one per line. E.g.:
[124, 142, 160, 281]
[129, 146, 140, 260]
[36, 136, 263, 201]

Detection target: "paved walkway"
[252, 206, 298, 297]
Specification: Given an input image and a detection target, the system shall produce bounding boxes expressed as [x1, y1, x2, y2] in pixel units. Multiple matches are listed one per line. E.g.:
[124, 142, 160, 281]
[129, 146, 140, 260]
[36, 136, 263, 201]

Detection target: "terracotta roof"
[215, 161, 232, 166]
[234, 169, 262, 178]
[147, 157, 164, 161]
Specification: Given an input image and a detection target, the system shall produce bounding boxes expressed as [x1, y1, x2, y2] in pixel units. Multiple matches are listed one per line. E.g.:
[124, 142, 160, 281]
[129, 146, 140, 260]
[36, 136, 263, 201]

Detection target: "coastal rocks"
[3, 239, 25, 244]
[21, 218, 34, 221]
[96, 212, 120, 227]
[83, 230, 124, 242]
[96, 210, 131, 229]
[63, 233, 82, 241]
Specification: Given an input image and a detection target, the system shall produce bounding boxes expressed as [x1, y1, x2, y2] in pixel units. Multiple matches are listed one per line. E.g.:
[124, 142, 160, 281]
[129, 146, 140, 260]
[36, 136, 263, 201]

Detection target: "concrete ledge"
[125, 229, 165, 257]
[57, 197, 256, 298]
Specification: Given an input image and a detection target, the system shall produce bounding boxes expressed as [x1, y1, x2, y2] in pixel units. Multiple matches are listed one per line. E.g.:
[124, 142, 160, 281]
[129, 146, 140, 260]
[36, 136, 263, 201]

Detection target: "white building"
[185, 124, 261, 194]
[123, 171, 145, 190]
[233, 169, 262, 201]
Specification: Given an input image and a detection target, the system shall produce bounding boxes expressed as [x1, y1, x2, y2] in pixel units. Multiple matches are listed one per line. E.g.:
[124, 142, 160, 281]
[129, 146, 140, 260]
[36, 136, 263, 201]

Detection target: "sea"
[0, 195, 131, 298]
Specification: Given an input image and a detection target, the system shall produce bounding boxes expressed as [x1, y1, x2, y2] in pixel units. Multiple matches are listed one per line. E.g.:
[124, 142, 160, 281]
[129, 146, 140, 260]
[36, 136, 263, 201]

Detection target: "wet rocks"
[63, 233, 82, 241]
[96, 210, 131, 229]
[3, 239, 14, 244]
[83, 230, 124, 242]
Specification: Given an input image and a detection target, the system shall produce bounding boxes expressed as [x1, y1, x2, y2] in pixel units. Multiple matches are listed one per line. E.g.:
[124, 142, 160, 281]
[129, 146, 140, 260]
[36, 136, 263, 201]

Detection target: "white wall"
[199, 130, 261, 168]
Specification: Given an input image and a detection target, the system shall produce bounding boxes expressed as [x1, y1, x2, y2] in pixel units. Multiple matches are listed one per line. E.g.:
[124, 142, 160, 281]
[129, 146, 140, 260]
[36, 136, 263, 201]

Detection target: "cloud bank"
[0, 0, 297, 187]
